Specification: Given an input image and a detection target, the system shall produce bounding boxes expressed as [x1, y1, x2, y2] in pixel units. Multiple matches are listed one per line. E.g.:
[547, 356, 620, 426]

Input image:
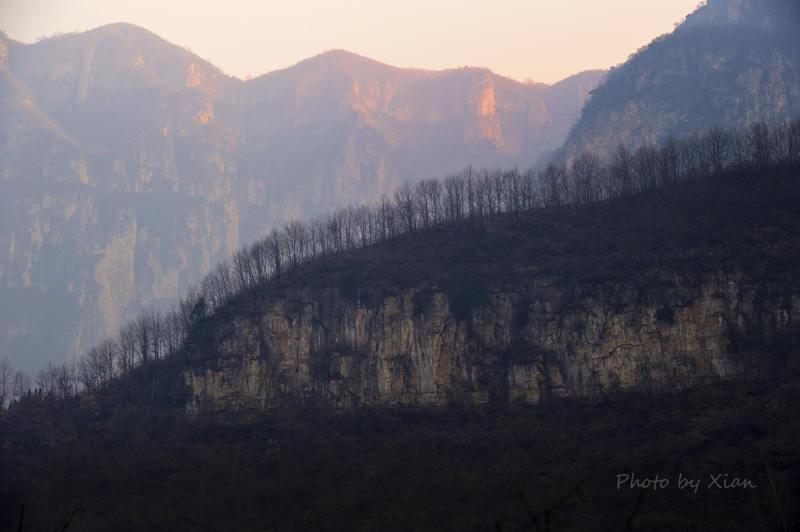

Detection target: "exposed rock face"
[184, 271, 799, 411]
[559, 0, 800, 160]
[0, 25, 603, 375]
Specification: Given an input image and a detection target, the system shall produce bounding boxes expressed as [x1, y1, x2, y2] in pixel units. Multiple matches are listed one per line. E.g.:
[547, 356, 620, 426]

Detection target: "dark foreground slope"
[1, 167, 799, 531]
[1, 373, 798, 531]
[272, 166, 800, 293]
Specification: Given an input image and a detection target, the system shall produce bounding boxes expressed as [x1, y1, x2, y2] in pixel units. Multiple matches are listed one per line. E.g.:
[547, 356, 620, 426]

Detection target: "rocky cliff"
[184, 270, 799, 411]
[559, 0, 800, 160]
[0, 25, 603, 375]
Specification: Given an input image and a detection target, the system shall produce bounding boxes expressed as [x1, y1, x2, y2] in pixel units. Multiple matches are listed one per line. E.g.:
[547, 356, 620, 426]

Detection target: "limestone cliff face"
[184, 271, 798, 411]
[232, 56, 603, 222]
[560, 0, 800, 160]
[0, 27, 603, 376]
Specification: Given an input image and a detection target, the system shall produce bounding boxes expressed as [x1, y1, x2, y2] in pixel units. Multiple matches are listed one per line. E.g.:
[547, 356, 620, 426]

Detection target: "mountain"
[2, 364, 799, 530]
[2, 124, 800, 532]
[178, 165, 800, 411]
[0, 24, 604, 376]
[559, 0, 800, 159]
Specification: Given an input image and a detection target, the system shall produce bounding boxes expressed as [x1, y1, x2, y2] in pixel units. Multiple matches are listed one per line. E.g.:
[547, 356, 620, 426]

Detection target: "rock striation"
[0, 25, 603, 375]
[559, 0, 800, 160]
[184, 271, 799, 411]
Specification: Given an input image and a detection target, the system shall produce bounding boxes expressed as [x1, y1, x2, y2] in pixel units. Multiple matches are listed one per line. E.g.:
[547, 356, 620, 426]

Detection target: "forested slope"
[2, 117, 800, 531]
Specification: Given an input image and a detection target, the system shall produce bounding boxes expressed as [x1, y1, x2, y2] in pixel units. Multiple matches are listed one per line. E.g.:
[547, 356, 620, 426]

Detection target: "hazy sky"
[2, 0, 701, 84]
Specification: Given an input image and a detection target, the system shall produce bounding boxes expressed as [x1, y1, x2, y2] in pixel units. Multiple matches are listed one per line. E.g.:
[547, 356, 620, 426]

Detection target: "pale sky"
[2, 0, 701, 84]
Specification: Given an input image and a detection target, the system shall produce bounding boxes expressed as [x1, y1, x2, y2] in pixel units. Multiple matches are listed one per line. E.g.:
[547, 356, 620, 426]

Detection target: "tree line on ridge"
[1, 114, 799, 408]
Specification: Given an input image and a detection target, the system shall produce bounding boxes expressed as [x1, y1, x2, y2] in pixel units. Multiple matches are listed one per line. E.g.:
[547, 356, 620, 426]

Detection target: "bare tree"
[633, 143, 659, 192]
[658, 135, 681, 185]
[731, 129, 750, 170]
[163, 308, 184, 359]
[353, 204, 373, 250]
[773, 119, 793, 167]
[232, 244, 257, 293]
[98, 337, 119, 382]
[416, 179, 432, 228]
[521, 167, 538, 211]
[538, 162, 567, 209]
[284, 220, 308, 267]
[443, 173, 464, 222]
[265, 228, 285, 280]
[36, 362, 55, 396]
[12, 371, 31, 401]
[342, 206, 358, 251]
[310, 216, 328, 258]
[0, 357, 13, 408]
[118, 319, 137, 373]
[148, 309, 166, 362]
[79, 337, 118, 394]
[704, 125, 731, 176]
[488, 167, 504, 216]
[786, 116, 800, 166]
[36, 361, 74, 399]
[79, 350, 101, 394]
[570, 151, 603, 207]
[608, 144, 634, 198]
[54, 362, 77, 399]
[393, 180, 417, 233]
[100, 338, 118, 386]
[176, 283, 204, 335]
[681, 132, 707, 181]
[209, 259, 236, 311]
[474, 168, 493, 219]
[375, 195, 392, 241]
[325, 210, 344, 253]
[461, 164, 478, 218]
[250, 238, 271, 284]
[503, 166, 523, 217]
[747, 120, 773, 171]
[414, 178, 444, 227]
[132, 312, 153, 365]
[427, 178, 444, 224]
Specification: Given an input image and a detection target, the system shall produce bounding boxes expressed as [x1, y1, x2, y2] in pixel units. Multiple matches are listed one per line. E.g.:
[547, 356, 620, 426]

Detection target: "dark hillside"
[269, 166, 800, 296]
[1, 164, 800, 530]
[1, 370, 798, 530]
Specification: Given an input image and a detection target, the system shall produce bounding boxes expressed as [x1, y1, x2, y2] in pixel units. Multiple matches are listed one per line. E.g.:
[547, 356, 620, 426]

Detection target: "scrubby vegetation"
[3, 114, 798, 406]
[1, 115, 799, 529]
[2, 377, 799, 531]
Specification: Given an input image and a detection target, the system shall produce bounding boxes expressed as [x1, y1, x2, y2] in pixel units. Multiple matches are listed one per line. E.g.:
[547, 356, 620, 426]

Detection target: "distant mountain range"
[4, 0, 798, 377]
[559, 0, 800, 159]
[0, 23, 603, 375]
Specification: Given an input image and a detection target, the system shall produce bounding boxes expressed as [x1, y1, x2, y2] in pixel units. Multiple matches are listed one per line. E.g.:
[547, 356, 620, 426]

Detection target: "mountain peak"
[92, 22, 161, 39]
[681, 0, 800, 30]
[0, 23, 610, 377]
[291, 48, 409, 77]
[557, 0, 800, 160]
[24, 23, 228, 82]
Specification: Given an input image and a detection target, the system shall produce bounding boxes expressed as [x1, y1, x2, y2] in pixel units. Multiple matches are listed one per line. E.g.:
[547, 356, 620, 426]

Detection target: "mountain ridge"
[0, 24, 603, 376]
[559, 0, 800, 160]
